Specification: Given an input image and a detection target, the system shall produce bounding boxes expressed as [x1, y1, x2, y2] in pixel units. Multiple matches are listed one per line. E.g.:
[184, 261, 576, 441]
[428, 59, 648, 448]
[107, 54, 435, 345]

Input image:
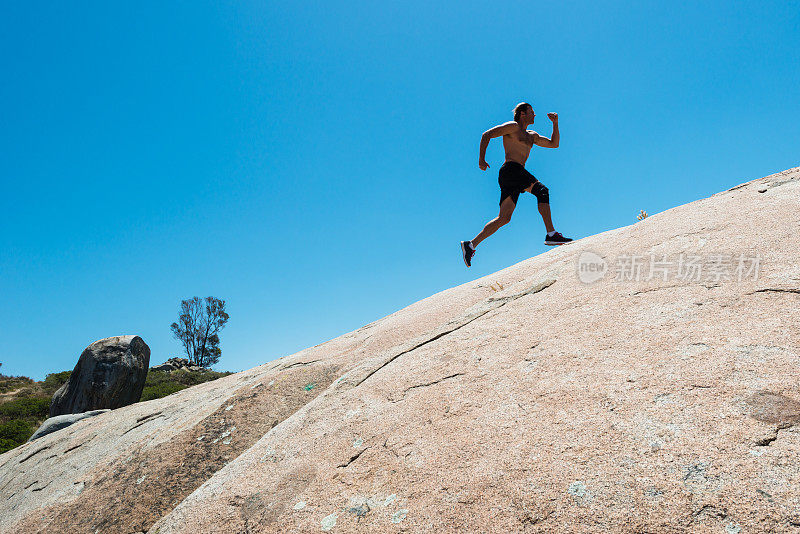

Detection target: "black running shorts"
[498, 161, 550, 206]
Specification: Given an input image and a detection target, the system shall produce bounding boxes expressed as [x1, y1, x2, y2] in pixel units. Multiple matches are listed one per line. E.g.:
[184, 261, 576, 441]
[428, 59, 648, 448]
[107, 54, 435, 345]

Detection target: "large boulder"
[49, 335, 150, 417]
[28, 410, 109, 442]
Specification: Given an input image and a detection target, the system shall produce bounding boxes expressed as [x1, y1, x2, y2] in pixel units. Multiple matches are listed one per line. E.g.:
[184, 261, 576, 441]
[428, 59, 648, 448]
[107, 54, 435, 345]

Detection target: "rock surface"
[0, 167, 798, 533]
[151, 357, 205, 372]
[28, 410, 110, 442]
[49, 335, 150, 417]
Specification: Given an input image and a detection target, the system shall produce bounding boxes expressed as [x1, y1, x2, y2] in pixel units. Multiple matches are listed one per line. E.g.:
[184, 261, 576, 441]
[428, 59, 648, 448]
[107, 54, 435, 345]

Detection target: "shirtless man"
[461, 102, 572, 267]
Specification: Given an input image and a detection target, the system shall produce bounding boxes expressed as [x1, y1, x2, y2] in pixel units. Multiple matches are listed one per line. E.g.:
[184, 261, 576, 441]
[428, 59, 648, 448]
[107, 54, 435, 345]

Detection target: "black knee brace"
[530, 181, 549, 204]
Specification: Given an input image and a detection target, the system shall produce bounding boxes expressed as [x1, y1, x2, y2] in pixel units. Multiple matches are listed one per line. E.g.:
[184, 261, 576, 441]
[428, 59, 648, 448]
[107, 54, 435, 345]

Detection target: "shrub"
[0, 419, 33, 441]
[145, 369, 231, 387]
[140, 381, 188, 402]
[143, 369, 175, 387]
[0, 375, 34, 394]
[0, 438, 20, 454]
[41, 371, 72, 395]
[140, 369, 232, 401]
[0, 420, 34, 453]
[0, 397, 51, 419]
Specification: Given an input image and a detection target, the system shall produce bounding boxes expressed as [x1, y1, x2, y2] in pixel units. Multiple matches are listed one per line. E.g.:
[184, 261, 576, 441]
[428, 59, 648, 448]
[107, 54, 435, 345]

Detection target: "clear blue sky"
[2, 2, 798, 380]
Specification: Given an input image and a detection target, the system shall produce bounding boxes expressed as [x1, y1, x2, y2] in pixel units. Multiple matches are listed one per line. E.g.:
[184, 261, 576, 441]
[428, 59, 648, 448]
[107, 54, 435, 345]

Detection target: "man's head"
[513, 102, 535, 124]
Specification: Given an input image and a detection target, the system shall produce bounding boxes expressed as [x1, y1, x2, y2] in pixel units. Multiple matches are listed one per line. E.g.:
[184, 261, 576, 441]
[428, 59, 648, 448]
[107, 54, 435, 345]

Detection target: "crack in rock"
[337, 447, 369, 468]
[754, 422, 793, 447]
[349, 277, 556, 389]
[754, 429, 780, 447]
[280, 359, 322, 371]
[121, 414, 166, 436]
[396, 373, 465, 401]
[63, 439, 93, 455]
[748, 288, 800, 295]
[30, 481, 51, 492]
[726, 182, 751, 192]
[351, 318, 488, 389]
[631, 286, 681, 295]
[487, 278, 557, 303]
[136, 411, 163, 423]
[688, 504, 728, 525]
[19, 444, 51, 464]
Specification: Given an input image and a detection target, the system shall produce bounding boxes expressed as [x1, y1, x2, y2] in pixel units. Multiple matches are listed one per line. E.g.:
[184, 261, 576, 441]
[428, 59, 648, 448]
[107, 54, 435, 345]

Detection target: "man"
[461, 102, 572, 267]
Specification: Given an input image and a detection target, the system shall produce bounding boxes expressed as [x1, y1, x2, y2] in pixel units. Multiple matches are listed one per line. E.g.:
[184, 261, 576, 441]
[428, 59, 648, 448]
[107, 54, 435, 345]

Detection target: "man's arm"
[479, 121, 516, 170]
[532, 113, 559, 148]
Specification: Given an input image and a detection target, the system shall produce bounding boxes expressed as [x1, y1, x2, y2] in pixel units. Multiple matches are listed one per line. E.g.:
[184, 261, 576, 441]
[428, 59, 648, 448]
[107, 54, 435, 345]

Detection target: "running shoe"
[461, 240, 475, 267]
[544, 232, 573, 246]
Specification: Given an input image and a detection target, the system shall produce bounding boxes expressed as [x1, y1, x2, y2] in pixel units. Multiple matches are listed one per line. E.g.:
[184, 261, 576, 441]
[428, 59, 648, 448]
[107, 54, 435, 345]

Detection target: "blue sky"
[2, 2, 798, 380]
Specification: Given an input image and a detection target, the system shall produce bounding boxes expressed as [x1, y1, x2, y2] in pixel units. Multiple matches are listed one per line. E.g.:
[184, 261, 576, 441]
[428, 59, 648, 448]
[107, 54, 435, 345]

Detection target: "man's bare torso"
[502, 123, 538, 166]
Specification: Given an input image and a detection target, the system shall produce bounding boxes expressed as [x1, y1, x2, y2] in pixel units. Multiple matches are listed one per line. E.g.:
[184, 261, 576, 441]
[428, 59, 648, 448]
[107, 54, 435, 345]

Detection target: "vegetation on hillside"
[140, 369, 232, 401]
[0, 371, 70, 454]
[0, 367, 232, 454]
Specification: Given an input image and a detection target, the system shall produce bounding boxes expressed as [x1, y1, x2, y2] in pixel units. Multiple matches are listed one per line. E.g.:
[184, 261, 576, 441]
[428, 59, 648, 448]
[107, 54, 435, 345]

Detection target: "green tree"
[170, 296, 229, 367]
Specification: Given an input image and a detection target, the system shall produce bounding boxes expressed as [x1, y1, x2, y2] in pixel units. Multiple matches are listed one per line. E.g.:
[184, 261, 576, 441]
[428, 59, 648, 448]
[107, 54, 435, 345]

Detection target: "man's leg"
[526, 181, 555, 233]
[537, 202, 555, 233]
[471, 196, 516, 248]
[528, 181, 573, 245]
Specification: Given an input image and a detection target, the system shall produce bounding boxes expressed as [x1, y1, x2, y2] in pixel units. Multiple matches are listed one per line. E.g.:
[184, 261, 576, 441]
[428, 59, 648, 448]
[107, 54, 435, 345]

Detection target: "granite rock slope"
[0, 261, 496, 533]
[149, 167, 800, 533]
[2, 167, 799, 533]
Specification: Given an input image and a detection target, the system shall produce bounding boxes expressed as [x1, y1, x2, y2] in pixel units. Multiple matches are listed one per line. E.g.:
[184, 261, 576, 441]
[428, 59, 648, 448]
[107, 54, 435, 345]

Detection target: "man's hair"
[513, 102, 532, 121]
